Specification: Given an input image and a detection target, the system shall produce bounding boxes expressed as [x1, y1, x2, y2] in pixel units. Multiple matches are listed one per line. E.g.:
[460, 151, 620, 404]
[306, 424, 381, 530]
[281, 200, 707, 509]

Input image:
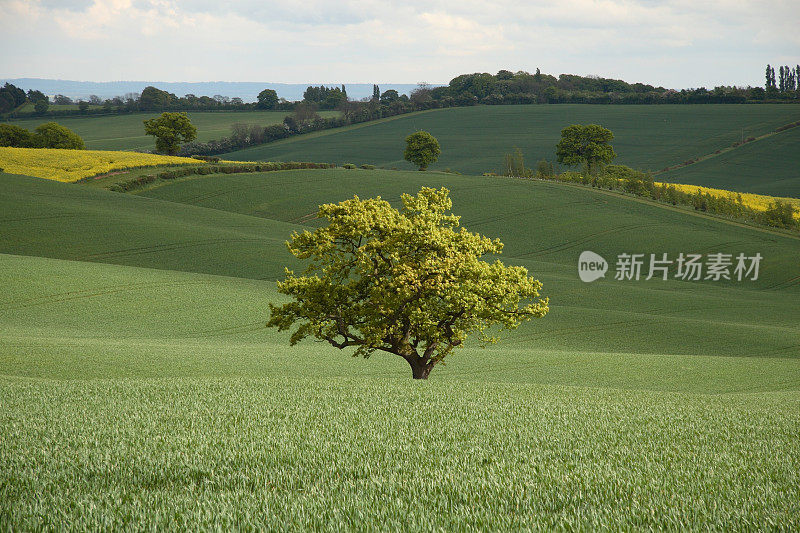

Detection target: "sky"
[1, 0, 798, 89]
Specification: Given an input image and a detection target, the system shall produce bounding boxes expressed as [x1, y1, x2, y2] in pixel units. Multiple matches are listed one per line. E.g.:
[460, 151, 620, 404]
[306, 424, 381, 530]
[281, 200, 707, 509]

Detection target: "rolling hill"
[660, 124, 800, 197]
[1, 167, 798, 529]
[219, 104, 800, 194]
[3, 110, 338, 151]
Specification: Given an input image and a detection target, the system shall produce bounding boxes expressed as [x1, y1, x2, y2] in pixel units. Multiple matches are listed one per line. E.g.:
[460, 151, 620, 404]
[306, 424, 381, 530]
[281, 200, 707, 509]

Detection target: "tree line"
[765, 64, 800, 94]
[4, 64, 799, 120]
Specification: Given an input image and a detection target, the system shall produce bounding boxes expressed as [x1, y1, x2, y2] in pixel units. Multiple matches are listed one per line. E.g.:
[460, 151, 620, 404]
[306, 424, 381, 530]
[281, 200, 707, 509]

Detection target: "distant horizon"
[4, 77, 448, 85]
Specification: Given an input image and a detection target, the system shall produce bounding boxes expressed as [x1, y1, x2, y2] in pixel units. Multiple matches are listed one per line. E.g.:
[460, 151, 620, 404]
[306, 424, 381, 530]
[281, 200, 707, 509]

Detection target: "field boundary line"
[654, 120, 800, 177]
[222, 109, 444, 158]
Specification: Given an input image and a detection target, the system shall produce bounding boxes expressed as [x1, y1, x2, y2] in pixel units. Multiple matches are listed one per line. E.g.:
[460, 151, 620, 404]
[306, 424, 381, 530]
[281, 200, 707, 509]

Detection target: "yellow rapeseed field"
[0, 147, 198, 183]
[656, 181, 800, 219]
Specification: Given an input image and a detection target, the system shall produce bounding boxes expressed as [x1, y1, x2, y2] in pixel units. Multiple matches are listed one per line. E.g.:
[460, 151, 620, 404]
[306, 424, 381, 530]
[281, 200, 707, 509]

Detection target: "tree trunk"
[407, 356, 434, 380]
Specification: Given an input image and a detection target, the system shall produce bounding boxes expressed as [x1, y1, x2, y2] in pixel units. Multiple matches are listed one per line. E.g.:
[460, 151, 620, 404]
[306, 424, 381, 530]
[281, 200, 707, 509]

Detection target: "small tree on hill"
[143, 112, 197, 155]
[267, 187, 549, 379]
[404, 130, 441, 170]
[33, 122, 86, 149]
[556, 124, 616, 175]
[257, 89, 279, 109]
[0, 124, 36, 147]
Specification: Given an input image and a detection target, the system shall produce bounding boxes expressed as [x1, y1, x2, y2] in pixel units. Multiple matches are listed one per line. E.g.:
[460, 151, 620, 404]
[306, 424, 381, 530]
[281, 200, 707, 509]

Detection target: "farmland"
[1, 166, 799, 528]
[218, 104, 800, 195]
[660, 124, 800, 197]
[0, 147, 198, 182]
[4, 110, 340, 151]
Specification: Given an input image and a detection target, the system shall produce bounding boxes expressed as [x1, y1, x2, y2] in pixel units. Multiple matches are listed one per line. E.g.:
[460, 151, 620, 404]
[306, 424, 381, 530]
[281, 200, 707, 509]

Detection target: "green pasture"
[1, 168, 798, 529]
[3, 110, 339, 152]
[220, 104, 800, 192]
[661, 124, 800, 197]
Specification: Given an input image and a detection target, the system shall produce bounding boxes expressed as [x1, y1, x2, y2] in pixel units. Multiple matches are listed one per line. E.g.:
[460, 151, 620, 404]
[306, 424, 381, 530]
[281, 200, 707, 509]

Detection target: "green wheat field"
[1, 163, 799, 529]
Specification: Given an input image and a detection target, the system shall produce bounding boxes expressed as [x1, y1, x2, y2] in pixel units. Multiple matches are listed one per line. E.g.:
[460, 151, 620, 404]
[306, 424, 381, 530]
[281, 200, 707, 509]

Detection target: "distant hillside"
[0, 79, 427, 102]
[220, 103, 800, 197]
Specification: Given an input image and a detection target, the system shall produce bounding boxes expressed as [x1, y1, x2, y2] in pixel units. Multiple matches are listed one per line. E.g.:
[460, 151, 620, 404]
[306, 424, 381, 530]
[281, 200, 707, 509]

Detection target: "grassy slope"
[1, 169, 799, 528]
[0, 172, 304, 279]
[3, 168, 799, 366]
[1, 253, 798, 529]
[661, 125, 800, 197]
[3, 110, 338, 151]
[220, 104, 800, 183]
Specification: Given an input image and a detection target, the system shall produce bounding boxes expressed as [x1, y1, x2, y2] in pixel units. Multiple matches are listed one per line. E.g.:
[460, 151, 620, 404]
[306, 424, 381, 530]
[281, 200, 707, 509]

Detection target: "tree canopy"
[33, 122, 86, 149]
[267, 187, 549, 379]
[0, 122, 85, 149]
[257, 89, 279, 109]
[556, 124, 617, 174]
[143, 112, 197, 155]
[404, 130, 441, 171]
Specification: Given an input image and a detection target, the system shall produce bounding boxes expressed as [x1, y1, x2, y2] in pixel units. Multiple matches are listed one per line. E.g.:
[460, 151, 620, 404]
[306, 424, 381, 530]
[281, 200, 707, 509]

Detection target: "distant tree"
[448, 73, 496, 99]
[779, 66, 786, 92]
[1, 83, 26, 107]
[535, 159, 555, 177]
[143, 112, 197, 155]
[373, 84, 380, 101]
[88, 95, 103, 105]
[139, 86, 174, 111]
[303, 85, 345, 109]
[766, 64, 773, 89]
[53, 94, 73, 105]
[33, 122, 86, 149]
[78, 100, 89, 113]
[556, 124, 617, 175]
[341, 84, 347, 98]
[292, 101, 320, 129]
[503, 147, 527, 177]
[34, 99, 49, 114]
[257, 89, 279, 109]
[0, 124, 36, 147]
[748, 87, 765, 100]
[231, 97, 244, 106]
[337, 97, 359, 120]
[282, 115, 299, 133]
[410, 83, 433, 105]
[0, 83, 26, 113]
[761, 201, 797, 229]
[26, 89, 47, 103]
[0, 92, 15, 114]
[404, 130, 441, 170]
[496, 69, 514, 80]
[230, 122, 250, 145]
[380, 89, 399, 104]
[266, 186, 549, 379]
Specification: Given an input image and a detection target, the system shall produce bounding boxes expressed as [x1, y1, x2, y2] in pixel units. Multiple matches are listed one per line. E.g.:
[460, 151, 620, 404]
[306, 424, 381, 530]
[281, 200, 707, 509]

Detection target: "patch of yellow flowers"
[0, 147, 198, 183]
[656, 181, 800, 220]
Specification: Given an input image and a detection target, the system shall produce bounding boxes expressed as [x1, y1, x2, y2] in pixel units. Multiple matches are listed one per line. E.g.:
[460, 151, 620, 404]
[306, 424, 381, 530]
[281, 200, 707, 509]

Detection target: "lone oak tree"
[267, 187, 549, 379]
[143, 112, 197, 155]
[404, 130, 441, 171]
[556, 124, 616, 175]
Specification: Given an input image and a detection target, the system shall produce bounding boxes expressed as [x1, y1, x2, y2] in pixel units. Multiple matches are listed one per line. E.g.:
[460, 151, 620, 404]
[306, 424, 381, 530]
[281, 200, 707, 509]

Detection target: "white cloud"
[1, 0, 798, 86]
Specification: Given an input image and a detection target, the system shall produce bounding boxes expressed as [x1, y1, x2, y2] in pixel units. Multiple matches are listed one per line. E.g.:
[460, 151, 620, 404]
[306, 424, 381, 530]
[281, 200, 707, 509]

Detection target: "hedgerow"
[108, 161, 337, 192]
